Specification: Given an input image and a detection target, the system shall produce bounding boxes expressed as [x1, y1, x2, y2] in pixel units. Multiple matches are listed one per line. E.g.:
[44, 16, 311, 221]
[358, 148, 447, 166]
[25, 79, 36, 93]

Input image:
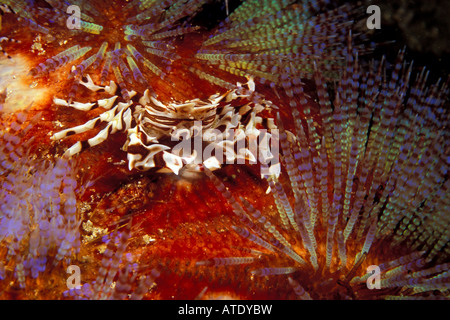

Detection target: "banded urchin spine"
[0, 0, 448, 301]
[203, 44, 449, 299]
[194, 0, 370, 88]
[1, 0, 212, 101]
[0, 109, 82, 296]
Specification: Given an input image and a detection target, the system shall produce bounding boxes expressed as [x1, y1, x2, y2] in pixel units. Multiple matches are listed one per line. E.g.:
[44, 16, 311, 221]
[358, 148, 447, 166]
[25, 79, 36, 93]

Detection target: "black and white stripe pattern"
[51, 76, 273, 175]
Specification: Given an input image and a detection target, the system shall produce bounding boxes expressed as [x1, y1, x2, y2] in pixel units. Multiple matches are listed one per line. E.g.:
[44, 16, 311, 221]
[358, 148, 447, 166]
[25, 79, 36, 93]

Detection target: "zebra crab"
[51, 75, 280, 176]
